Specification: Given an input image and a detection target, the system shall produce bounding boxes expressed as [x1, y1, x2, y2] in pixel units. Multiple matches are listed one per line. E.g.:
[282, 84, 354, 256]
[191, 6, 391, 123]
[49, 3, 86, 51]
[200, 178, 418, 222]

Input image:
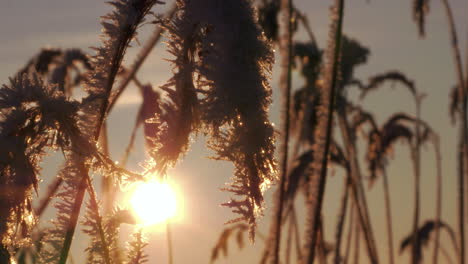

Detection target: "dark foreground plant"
[0, 0, 277, 263]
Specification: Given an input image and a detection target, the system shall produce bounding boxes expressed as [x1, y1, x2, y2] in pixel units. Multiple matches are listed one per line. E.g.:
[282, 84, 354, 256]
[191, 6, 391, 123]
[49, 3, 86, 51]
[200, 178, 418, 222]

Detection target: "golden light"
[129, 180, 178, 226]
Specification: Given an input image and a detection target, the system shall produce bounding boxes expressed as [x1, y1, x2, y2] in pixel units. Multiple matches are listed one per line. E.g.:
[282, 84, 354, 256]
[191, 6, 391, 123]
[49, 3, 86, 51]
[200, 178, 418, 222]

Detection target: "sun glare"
[129, 180, 178, 226]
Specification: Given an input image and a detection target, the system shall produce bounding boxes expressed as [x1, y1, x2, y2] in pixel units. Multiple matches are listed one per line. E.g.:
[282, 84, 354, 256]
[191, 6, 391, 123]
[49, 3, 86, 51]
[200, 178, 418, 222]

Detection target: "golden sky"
[1, 0, 467, 263]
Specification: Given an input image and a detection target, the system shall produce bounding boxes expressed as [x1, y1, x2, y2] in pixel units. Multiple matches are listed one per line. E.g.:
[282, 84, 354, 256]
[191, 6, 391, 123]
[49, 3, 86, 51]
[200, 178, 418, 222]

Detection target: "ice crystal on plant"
[149, 0, 276, 239]
[125, 230, 148, 264]
[0, 72, 83, 256]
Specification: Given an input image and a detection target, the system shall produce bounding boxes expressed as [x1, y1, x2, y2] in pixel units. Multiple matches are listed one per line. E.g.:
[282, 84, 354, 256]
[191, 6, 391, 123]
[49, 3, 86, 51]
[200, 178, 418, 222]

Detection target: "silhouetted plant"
[210, 223, 249, 263]
[1, 0, 278, 263]
[410, 0, 467, 261]
[333, 37, 380, 264]
[1, 1, 465, 264]
[301, 1, 345, 262]
[151, 0, 276, 240]
[412, 0, 430, 37]
[400, 220, 459, 263]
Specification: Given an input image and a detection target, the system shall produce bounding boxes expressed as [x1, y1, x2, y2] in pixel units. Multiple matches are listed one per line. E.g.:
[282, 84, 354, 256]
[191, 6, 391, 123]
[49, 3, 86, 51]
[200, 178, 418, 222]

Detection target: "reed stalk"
[59, 2, 159, 261]
[270, 0, 293, 261]
[382, 169, 395, 264]
[166, 222, 173, 264]
[343, 203, 355, 264]
[439, 0, 466, 262]
[334, 175, 350, 264]
[107, 4, 176, 113]
[410, 98, 422, 264]
[432, 135, 443, 264]
[337, 112, 379, 264]
[58, 161, 90, 264]
[353, 215, 360, 264]
[301, 0, 345, 262]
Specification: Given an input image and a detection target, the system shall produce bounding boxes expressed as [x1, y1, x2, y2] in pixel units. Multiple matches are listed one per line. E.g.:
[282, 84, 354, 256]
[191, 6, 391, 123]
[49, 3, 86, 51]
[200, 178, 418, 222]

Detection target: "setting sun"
[129, 180, 178, 226]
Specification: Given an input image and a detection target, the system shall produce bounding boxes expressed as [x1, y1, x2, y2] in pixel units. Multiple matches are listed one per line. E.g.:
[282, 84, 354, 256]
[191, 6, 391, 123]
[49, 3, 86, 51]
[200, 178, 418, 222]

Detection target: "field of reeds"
[0, 0, 466, 263]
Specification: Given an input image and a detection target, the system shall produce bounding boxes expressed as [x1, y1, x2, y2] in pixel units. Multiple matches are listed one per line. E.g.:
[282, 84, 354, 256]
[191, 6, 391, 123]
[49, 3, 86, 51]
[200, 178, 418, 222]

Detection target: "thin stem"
[86, 177, 112, 264]
[465, 34, 468, 263]
[459, 84, 467, 264]
[35, 177, 62, 217]
[270, 0, 293, 261]
[440, 0, 466, 94]
[442, 218, 461, 257]
[457, 144, 464, 264]
[433, 135, 443, 264]
[94, 39, 132, 140]
[411, 101, 422, 264]
[337, 113, 379, 263]
[441, 245, 455, 264]
[285, 209, 294, 264]
[292, 208, 303, 262]
[58, 161, 88, 264]
[107, 4, 176, 114]
[334, 175, 350, 264]
[100, 122, 115, 215]
[439, 0, 466, 263]
[317, 218, 326, 264]
[382, 169, 395, 264]
[302, 0, 345, 262]
[354, 217, 360, 264]
[60, 3, 159, 261]
[343, 202, 355, 264]
[296, 12, 317, 44]
[289, 12, 318, 161]
[166, 222, 173, 264]
[120, 112, 141, 167]
[120, 76, 147, 167]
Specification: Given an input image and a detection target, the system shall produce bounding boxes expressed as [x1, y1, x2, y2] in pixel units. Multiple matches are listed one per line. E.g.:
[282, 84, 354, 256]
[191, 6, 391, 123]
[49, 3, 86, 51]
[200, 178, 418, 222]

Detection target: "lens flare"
[129, 180, 178, 226]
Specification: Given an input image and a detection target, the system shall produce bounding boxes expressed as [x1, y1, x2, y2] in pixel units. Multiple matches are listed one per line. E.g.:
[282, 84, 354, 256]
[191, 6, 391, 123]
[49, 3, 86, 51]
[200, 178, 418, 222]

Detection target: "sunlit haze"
[1, 0, 467, 263]
[129, 180, 178, 226]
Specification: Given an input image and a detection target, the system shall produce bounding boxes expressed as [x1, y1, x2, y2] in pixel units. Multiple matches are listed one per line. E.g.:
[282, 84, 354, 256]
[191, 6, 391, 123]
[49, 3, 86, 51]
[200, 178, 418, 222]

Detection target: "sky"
[1, 0, 467, 263]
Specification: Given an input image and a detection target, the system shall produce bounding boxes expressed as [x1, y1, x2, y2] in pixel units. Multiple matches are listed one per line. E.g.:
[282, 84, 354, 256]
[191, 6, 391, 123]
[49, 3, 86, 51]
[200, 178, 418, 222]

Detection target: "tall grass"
[0, 0, 466, 264]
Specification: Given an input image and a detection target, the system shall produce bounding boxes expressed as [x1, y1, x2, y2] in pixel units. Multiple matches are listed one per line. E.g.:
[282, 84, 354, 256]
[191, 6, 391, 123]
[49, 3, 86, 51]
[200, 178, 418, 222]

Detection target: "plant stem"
[296, 12, 317, 44]
[439, 0, 466, 263]
[120, 76, 147, 166]
[107, 4, 176, 114]
[343, 202, 355, 264]
[35, 177, 62, 217]
[302, 0, 345, 262]
[270, 0, 293, 261]
[86, 177, 112, 264]
[317, 218, 326, 264]
[58, 160, 88, 264]
[60, 3, 155, 259]
[441, 245, 455, 264]
[166, 222, 173, 264]
[457, 137, 466, 264]
[337, 113, 379, 264]
[411, 100, 422, 264]
[292, 208, 303, 262]
[433, 135, 443, 264]
[100, 122, 114, 214]
[354, 216, 360, 264]
[285, 208, 294, 264]
[334, 174, 350, 264]
[382, 169, 395, 264]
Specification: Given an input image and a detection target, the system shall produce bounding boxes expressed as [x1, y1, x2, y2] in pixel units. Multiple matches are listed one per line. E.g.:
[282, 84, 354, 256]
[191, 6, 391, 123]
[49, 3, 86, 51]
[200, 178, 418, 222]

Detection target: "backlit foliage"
[1, 0, 466, 263]
[0, 0, 276, 262]
[151, 0, 276, 239]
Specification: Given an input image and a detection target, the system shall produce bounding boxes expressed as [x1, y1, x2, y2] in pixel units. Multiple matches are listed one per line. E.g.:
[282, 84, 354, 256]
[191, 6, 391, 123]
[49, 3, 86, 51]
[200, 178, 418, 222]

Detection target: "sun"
[129, 180, 178, 226]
